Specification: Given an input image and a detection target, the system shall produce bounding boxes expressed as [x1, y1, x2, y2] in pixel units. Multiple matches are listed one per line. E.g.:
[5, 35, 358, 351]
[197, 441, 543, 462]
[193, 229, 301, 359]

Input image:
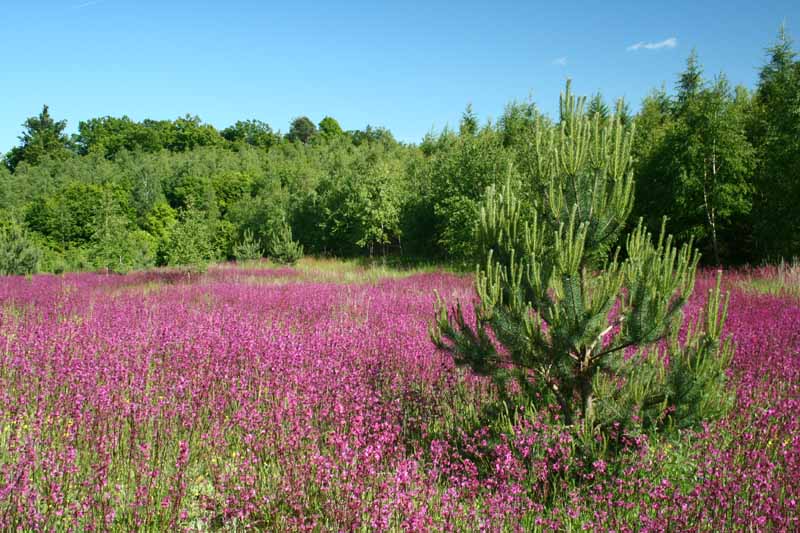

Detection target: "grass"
[292, 256, 445, 282]
[737, 259, 800, 299]
[210, 256, 448, 285]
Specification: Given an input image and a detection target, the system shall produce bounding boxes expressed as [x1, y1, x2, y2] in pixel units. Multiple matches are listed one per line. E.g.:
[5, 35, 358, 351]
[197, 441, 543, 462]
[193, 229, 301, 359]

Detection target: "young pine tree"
[431, 81, 733, 457]
[0, 223, 42, 276]
[233, 229, 263, 262]
[268, 220, 303, 265]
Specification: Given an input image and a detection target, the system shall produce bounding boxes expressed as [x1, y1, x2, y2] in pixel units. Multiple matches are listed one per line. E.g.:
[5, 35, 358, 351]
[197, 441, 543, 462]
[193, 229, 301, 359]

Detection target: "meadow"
[0, 260, 797, 531]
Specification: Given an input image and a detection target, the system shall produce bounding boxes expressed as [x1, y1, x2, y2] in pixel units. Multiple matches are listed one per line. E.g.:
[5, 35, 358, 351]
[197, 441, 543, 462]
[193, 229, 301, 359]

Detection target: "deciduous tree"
[286, 116, 317, 144]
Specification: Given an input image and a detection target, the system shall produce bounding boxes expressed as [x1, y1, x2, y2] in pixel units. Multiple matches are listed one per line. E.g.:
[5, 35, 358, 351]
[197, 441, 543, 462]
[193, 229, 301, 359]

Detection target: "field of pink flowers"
[0, 264, 797, 531]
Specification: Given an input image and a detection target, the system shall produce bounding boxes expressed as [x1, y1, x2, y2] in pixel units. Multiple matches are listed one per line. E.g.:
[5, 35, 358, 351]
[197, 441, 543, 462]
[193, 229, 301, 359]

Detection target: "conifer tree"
[459, 103, 479, 136]
[0, 223, 42, 276]
[233, 229, 263, 261]
[432, 81, 733, 457]
[677, 50, 703, 108]
[751, 25, 800, 259]
[268, 220, 303, 265]
[587, 92, 610, 123]
[5, 105, 72, 171]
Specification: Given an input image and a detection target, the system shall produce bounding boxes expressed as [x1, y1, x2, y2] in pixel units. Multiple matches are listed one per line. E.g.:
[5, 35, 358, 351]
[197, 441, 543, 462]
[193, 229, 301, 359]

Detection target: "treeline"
[1, 28, 798, 275]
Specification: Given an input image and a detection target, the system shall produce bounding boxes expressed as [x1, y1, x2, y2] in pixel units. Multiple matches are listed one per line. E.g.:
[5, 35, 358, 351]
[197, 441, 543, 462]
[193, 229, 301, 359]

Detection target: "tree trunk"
[579, 350, 595, 422]
[702, 151, 721, 265]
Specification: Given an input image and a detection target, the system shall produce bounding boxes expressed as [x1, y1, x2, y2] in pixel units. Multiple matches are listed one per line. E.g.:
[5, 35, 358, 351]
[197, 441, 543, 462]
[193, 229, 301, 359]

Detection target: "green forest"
[1, 29, 798, 275]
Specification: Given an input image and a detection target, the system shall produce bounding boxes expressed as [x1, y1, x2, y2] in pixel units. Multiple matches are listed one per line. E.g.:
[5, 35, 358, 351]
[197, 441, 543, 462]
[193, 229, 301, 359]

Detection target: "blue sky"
[1, 1, 797, 150]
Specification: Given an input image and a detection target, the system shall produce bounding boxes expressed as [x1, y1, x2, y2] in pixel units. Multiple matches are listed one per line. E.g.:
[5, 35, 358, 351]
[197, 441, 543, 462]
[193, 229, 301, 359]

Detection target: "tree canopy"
[0, 26, 798, 273]
[5, 105, 72, 171]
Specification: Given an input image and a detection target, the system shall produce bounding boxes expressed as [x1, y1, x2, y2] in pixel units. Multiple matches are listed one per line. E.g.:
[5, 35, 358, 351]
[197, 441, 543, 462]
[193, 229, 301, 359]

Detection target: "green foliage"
[750, 25, 800, 260]
[426, 127, 516, 262]
[88, 187, 156, 273]
[121, 151, 169, 221]
[630, 87, 675, 226]
[434, 195, 479, 263]
[318, 116, 344, 138]
[164, 206, 215, 271]
[348, 125, 396, 147]
[677, 49, 704, 106]
[91, 227, 157, 274]
[25, 182, 129, 250]
[0, 222, 42, 276]
[141, 201, 178, 263]
[221, 120, 277, 148]
[298, 141, 408, 256]
[587, 92, 610, 122]
[61, 247, 94, 272]
[432, 82, 733, 460]
[1, 29, 797, 274]
[232, 229, 263, 261]
[0, 168, 13, 213]
[459, 104, 479, 136]
[161, 115, 223, 152]
[75, 116, 162, 158]
[498, 99, 541, 148]
[286, 116, 318, 144]
[211, 171, 255, 216]
[633, 54, 756, 264]
[75, 115, 223, 158]
[347, 160, 405, 256]
[225, 189, 288, 251]
[211, 219, 237, 260]
[268, 220, 303, 265]
[5, 105, 73, 171]
[164, 173, 217, 215]
[672, 73, 755, 264]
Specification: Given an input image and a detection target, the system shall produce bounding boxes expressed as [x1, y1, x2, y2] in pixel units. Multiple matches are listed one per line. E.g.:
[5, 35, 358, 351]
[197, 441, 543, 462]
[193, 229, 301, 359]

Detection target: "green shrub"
[164, 206, 214, 272]
[0, 223, 42, 275]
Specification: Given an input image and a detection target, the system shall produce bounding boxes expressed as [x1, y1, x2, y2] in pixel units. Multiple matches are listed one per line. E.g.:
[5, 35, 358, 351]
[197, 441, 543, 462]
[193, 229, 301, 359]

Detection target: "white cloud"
[627, 37, 677, 51]
[552, 57, 567, 66]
